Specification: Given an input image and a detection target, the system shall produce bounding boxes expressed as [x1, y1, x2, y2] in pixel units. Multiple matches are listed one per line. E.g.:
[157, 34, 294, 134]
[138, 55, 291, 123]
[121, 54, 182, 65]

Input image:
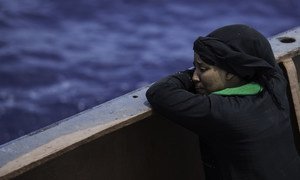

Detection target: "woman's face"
[192, 53, 227, 94]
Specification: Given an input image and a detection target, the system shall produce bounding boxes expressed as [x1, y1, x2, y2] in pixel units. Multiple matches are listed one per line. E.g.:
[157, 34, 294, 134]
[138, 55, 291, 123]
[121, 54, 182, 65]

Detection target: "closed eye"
[200, 67, 207, 72]
[194, 61, 208, 72]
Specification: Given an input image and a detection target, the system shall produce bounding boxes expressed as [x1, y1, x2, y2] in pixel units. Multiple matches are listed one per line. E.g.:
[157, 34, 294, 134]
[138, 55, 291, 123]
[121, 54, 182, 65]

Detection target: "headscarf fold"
[193, 36, 276, 81]
[193, 24, 285, 109]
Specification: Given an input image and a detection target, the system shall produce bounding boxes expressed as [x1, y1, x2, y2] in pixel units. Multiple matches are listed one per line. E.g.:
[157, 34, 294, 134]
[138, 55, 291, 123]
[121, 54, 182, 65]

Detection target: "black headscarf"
[193, 24, 285, 108]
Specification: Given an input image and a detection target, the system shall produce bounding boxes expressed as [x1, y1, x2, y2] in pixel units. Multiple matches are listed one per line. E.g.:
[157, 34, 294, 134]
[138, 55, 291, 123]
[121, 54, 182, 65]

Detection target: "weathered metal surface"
[13, 116, 204, 180]
[282, 58, 300, 130]
[0, 87, 153, 178]
[270, 26, 300, 61]
[279, 56, 300, 154]
[0, 27, 299, 179]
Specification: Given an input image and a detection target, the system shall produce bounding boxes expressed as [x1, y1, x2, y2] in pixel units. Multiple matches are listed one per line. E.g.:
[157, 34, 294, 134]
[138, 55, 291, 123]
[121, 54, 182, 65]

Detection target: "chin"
[195, 89, 208, 95]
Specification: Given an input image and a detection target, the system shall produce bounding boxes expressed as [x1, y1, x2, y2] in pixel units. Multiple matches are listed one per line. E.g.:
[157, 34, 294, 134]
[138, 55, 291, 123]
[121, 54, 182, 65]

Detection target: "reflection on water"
[0, 0, 299, 144]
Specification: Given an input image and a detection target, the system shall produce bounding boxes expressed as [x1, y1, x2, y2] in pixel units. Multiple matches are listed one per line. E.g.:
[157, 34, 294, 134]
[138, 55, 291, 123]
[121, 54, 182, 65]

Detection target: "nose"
[192, 70, 200, 82]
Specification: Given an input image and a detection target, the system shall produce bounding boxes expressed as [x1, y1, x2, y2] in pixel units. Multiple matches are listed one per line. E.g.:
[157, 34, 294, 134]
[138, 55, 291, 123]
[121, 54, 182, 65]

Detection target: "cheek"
[200, 73, 222, 91]
[200, 74, 215, 87]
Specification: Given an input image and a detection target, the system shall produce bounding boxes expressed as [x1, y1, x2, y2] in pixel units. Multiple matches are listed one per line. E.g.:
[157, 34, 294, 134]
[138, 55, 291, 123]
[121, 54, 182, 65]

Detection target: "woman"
[146, 24, 300, 180]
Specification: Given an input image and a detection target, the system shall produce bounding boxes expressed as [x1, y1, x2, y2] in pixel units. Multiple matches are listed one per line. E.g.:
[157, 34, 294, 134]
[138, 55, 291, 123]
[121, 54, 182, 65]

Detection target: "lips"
[194, 84, 204, 90]
[194, 83, 206, 94]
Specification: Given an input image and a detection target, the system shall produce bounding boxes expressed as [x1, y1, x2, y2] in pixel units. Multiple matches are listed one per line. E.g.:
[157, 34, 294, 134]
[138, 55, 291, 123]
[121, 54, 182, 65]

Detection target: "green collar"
[212, 83, 263, 96]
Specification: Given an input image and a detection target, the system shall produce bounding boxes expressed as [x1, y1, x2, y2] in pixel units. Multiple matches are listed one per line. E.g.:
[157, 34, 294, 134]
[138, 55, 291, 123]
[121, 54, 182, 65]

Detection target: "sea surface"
[0, 0, 299, 145]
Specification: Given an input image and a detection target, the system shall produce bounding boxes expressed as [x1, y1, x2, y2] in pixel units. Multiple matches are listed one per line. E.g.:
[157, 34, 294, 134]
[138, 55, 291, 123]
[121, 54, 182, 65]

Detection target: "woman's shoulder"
[208, 85, 286, 119]
[208, 71, 289, 112]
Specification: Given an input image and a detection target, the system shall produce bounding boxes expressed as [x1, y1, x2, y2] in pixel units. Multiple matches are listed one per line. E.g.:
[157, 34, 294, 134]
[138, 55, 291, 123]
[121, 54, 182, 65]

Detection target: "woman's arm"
[146, 70, 212, 128]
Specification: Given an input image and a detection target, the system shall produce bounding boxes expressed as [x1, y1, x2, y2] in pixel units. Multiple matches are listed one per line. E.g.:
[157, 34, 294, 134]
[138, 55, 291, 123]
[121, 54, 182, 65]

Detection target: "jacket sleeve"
[146, 70, 212, 129]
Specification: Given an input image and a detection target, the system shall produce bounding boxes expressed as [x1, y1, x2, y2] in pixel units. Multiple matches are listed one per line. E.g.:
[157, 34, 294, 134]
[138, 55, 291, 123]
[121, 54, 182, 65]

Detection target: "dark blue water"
[0, 0, 299, 145]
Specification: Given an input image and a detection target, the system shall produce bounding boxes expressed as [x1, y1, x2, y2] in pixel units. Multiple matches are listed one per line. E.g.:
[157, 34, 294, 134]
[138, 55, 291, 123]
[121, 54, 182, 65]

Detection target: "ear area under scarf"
[225, 72, 235, 81]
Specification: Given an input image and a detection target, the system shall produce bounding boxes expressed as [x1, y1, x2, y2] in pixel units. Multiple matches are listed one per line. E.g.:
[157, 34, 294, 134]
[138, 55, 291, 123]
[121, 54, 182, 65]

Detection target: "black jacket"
[146, 71, 300, 180]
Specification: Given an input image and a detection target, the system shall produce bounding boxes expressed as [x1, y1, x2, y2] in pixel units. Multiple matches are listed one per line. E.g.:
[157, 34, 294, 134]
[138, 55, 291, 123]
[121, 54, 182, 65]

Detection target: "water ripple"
[0, 0, 299, 144]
